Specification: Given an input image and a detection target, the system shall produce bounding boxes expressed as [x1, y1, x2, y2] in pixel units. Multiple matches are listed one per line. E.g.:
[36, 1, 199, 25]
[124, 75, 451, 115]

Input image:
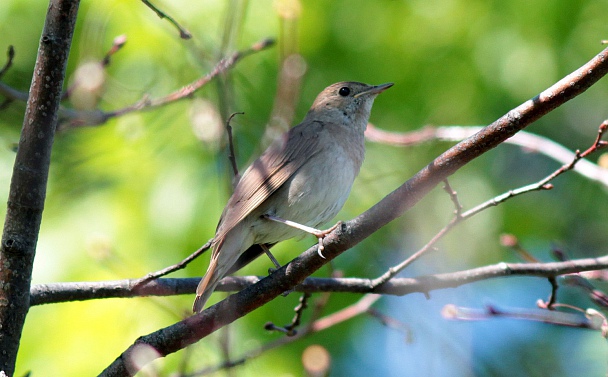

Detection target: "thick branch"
[0, 0, 80, 373]
[100, 47, 608, 376]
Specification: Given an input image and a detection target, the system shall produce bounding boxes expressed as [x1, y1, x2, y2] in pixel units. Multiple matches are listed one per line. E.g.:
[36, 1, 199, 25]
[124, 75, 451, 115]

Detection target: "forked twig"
[371, 121, 608, 288]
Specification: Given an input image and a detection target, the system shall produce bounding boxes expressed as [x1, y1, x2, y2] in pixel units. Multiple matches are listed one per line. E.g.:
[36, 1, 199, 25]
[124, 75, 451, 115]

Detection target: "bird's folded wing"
[213, 121, 325, 244]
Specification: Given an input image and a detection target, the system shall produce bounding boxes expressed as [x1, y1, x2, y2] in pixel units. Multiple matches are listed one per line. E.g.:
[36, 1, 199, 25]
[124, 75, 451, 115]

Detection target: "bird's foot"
[263, 215, 340, 259]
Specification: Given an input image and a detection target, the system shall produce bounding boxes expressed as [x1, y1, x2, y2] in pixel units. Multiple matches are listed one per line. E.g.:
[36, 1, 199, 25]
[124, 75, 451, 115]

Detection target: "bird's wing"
[214, 120, 325, 244]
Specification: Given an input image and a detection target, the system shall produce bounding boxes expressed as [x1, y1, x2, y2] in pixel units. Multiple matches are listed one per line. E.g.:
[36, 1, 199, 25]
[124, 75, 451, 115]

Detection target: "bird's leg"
[261, 244, 293, 296]
[262, 214, 340, 258]
[261, 243, 281, 273]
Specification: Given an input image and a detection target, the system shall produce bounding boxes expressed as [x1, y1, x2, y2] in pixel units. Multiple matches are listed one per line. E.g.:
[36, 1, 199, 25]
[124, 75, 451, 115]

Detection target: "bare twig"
[141, 0, 192, 39]
[366, 124, 608, 189]
[563, 276, 608, 309]
[545, 276, 559, 309]
[62, 35, 127, 101]
[442, 304, 602, 331]
[132, 239, 213, 289]
[371, 121, 608, 288]
[500, 234, 539, 263]
[0, 46, 24, 109]
[311, 294, 381, 332]
[370, 216, 459, 290]
[265, 292, 311, 336]
[65, 37, 274, 128]
[442, 179, 463, 216]
[226, 112, 244, 183]
[366, 308, 412, 342]
[0, 45, 15, 79]
[0, 38, 274, 128]
[102, 34, 127, 66]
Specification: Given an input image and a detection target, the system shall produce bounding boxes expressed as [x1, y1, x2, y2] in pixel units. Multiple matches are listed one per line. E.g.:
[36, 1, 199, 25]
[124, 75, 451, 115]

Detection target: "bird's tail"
[193, 256, 220, 313]
[193, 225, 252, 313]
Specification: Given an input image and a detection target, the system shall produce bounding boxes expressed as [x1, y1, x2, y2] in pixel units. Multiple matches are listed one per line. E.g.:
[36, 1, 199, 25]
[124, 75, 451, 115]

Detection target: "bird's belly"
[251, 150, 358, 245]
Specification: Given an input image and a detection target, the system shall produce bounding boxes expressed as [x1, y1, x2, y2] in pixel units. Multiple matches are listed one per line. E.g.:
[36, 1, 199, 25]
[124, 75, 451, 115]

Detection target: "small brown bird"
[193, 81, 392, 312]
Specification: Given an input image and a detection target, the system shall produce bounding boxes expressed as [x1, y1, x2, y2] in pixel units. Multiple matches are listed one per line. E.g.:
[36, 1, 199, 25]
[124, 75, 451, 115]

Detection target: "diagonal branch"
[99, 46, 608, 377]
[0, 38, 275, 128]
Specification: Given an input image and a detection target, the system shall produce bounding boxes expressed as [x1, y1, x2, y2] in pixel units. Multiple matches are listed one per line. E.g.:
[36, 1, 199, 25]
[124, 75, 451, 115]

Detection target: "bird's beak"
[354, 82, 394, 98]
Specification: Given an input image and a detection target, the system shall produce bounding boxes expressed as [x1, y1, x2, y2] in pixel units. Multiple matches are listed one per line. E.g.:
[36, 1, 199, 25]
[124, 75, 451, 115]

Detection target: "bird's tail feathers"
[192, 226, 251, 313]
[193, 255, 220, 313]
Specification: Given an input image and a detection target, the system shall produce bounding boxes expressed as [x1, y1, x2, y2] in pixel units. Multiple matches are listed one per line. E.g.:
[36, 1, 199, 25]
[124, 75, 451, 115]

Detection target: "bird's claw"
[317, 237, 326, 259]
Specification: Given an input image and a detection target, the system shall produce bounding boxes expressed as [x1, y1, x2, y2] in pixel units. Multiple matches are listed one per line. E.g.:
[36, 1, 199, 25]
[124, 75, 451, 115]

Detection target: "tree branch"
[0, 38, 275, 129]
[141, 0, 192, 39]
[366, 124, 608, 189]
[31, 255, 608, 304]
[99, 46, 608, 376]
[0, 0, 80, 373]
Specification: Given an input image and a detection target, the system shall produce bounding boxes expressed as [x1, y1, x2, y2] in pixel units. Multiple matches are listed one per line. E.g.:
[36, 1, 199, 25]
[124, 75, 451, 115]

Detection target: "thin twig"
[65, 38, 274, 128]
[370, 217, 459, 289]
[366, 308, 412, 342]
[371, 121, 608, 288]
[500, 234, 539, 263]
[102, 34, 127, 67]
[264, 292, 311, 336]
[77, 38, 274, 127]
[132, 239, 213, 288]
[62, 35, 127, 100]
[0, 45, 15, 79]
[366, 124, 608, 189]
[0, 38, 275, 128]
[442, 179, 463, 217]
[226, 112, 244, 182]
[563, 276, 608, 309]
[544, 276, 559, 309]
[443, 303, 602, 331]
[141, 0, 192, 39]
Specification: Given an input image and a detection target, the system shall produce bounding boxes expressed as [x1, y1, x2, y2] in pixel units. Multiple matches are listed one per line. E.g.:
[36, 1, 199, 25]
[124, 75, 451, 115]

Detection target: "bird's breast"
[250, 133, 363, 245]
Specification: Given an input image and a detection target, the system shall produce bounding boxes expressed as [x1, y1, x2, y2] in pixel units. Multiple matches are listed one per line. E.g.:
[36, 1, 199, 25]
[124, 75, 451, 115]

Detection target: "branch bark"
[28, 254, 608, 305]
[99, 47, 608, 376]
[0, 0, 80, 373]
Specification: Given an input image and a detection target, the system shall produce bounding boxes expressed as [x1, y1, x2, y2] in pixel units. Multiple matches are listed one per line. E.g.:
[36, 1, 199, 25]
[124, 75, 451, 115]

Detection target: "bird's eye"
[338, 87, 351, 97]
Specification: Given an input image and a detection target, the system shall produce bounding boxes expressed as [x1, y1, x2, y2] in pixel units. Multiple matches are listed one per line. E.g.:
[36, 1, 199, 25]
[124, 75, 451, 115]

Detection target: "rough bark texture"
[0, 0, 79, 374]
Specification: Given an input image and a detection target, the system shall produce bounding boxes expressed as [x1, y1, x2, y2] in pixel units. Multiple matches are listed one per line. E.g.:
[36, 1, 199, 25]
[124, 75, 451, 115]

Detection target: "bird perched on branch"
[193, 81, 393, 312]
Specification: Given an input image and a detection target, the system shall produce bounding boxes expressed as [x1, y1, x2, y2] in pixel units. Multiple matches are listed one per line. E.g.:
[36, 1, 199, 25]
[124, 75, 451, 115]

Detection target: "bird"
[193, 81, 393, 312]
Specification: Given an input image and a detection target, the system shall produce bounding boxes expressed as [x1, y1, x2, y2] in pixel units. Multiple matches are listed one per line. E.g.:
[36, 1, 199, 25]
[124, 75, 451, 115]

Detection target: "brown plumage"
[193, 81, 392, 312]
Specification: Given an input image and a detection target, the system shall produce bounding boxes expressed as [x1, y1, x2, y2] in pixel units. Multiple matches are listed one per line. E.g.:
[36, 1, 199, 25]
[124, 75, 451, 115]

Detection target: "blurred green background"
[1, 0, 607, 376]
